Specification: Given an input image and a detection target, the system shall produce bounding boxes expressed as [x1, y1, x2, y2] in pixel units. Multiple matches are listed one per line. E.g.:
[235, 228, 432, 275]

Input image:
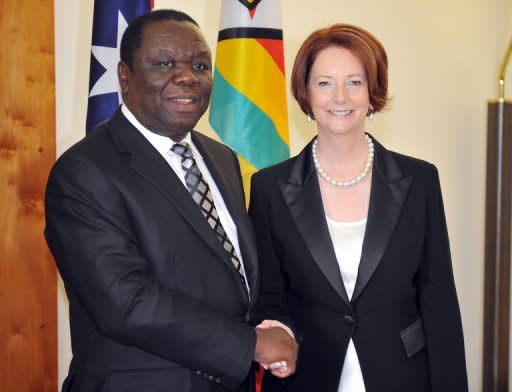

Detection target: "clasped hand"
[254, 320, 298, 378]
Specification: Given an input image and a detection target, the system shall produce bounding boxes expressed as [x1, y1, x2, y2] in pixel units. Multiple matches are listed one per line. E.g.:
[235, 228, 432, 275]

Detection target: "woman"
[249, 24, 468, 391]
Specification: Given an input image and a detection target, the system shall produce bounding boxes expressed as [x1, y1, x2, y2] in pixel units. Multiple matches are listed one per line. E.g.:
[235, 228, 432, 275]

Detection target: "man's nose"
[173, 65, 198, 85]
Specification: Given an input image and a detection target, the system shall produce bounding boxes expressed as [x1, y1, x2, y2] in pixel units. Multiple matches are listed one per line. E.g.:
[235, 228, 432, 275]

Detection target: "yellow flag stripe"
[238, 155, 258, 207]
[215, 38, 289, 145]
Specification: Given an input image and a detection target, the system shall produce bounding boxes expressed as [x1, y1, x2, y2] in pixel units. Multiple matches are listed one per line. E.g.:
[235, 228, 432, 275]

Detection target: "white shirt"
[326, 216, 367, 392]
[121, 105, 249, 294]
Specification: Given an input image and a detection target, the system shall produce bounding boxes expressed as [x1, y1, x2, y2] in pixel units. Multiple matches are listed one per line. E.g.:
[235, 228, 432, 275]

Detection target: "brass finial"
[498, 37, 512, 102]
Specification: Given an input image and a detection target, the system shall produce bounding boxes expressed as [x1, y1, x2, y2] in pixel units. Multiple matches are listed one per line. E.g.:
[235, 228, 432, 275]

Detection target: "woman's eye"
[318, 80, 330, 87]
[348, 79, 363, 86]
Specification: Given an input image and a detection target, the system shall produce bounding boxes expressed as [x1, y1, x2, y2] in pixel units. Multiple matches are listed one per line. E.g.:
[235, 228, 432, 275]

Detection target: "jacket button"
[343, 315, 355, 326]
[215, 377, 221, 383]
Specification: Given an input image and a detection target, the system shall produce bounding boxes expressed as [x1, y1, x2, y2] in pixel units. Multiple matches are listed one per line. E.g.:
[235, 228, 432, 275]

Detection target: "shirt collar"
[121, 104, 195, 156]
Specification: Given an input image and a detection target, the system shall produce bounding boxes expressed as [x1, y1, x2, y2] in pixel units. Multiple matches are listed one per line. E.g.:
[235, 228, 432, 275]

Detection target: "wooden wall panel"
[0, 1, 57, 391]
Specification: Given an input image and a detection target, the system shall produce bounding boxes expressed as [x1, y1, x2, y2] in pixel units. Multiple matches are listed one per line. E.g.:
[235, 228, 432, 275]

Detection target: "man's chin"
[154, 119, 202, 140]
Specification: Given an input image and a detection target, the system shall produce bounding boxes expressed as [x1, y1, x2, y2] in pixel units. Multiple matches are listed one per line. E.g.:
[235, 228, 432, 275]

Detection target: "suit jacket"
[249, 136, 468, 392]
[45, 108, 259, 392]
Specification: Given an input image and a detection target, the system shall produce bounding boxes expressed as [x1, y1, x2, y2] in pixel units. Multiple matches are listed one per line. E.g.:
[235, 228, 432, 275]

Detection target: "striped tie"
[171, 143, 245, 282]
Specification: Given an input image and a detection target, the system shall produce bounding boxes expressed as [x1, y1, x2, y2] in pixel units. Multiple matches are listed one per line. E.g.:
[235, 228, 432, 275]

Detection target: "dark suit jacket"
[45, 108, 259, 392]
[249, 136, 468, 392]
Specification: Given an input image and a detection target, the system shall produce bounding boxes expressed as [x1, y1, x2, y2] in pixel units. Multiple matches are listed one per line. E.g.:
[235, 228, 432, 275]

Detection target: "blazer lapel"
[107, 109, 233, 269]
[279, 140, 350, 307]
[351, 137, 413, 302]
[193, 132, 258, 301]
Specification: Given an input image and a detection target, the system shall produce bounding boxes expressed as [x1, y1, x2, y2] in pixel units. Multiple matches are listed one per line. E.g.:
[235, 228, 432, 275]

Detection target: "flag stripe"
[256, 38, 285, 73]
[214, 38, 289, 145]
[209, 70, 289, 169]
[218, 27, 283, 40]
[238, 156, 258, 200]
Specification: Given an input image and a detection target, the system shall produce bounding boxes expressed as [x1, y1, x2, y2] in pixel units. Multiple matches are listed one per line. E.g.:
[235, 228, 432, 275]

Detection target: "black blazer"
[249, 136, 468, 392]
[45, 109, 259, 392]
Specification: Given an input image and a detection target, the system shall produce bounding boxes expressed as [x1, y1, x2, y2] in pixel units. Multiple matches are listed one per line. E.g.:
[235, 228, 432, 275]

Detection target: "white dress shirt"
[326, 216, 367, 392]
[121, 105, 249, 294]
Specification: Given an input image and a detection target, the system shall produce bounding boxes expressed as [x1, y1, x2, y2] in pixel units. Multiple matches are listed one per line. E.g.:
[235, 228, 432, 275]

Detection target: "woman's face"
[307, 46, 370, 138]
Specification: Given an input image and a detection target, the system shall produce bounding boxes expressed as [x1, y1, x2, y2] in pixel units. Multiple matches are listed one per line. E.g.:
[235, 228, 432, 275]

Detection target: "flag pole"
[483, 35, 512, 392]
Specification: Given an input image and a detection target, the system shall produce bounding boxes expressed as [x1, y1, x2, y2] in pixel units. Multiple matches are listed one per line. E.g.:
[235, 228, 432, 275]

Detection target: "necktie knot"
[171, 142, 193, 159]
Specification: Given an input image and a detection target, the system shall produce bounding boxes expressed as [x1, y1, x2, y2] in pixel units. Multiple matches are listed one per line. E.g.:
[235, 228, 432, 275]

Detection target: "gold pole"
[498, 37, 512, 102]
[483, 34, 512, 392]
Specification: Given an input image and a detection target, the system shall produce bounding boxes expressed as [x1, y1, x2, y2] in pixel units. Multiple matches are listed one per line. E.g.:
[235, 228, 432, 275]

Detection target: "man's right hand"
[253, 326, 298, 378]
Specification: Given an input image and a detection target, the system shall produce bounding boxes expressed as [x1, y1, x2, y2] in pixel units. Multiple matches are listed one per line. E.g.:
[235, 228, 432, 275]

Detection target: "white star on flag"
[89, 11, 128, 102]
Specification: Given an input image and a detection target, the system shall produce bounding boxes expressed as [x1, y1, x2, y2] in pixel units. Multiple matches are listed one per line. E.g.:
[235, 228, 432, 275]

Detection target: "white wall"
[54, 1, 512, 390]
[506, 0, 512, 97]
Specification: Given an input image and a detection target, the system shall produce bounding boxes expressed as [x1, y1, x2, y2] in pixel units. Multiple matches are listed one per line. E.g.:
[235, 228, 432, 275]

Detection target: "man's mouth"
[169, 96, 198, 104]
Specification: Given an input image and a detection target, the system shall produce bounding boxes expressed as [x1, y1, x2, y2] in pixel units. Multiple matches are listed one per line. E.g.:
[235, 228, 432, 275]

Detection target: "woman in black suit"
[249, 24, 468, 391]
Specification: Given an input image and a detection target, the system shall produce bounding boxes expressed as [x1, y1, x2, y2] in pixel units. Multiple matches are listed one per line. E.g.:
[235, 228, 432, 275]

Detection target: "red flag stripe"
[256, 38, 285, 74]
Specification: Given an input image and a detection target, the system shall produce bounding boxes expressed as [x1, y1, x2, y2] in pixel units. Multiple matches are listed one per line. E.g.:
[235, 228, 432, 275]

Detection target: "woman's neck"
[315, 131, 368, 174]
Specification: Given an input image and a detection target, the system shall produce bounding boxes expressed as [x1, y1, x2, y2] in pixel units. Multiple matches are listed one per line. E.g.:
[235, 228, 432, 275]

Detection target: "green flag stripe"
[209, 69, 289, 169]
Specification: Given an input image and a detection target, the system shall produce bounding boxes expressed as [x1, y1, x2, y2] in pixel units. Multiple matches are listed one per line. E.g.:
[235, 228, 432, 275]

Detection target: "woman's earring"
[367, 107, 374, 120]
[307, 114, 312, 123]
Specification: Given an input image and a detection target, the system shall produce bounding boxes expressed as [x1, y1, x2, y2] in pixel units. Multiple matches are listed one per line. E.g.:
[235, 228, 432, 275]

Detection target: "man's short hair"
[120, 9, 199, 70]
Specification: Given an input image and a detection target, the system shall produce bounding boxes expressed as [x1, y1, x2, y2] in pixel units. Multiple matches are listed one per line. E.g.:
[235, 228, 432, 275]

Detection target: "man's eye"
[192, 63, 209, 71]
[158, 60, 173, 68]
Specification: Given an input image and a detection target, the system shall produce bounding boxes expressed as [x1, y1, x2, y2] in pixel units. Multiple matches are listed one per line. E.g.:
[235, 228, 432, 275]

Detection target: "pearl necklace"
[312, 133, 374, 187]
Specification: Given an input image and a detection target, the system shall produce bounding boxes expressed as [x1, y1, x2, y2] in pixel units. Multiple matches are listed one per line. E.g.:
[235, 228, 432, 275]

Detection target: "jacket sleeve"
[248, 172, 298, 338]
[44, 152, 255, 390]
[418, 165, 468, 391]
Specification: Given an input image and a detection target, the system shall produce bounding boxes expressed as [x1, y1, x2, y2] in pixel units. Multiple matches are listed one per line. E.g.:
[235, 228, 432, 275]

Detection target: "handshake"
[253, 320, 298, 378]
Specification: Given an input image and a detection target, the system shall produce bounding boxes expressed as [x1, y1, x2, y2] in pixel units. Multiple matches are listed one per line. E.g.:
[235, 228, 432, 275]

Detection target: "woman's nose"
[334, 85, 347, 103]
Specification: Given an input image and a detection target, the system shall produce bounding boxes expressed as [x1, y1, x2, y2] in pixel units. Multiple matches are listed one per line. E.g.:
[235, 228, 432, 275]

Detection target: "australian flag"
[86, 0, 152, 132]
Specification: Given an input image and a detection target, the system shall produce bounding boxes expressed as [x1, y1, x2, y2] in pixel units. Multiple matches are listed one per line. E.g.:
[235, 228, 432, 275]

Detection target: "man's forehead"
[140, 22, 209, 52]
[142, 20, 203, 40]
[151, 46, 211, 59]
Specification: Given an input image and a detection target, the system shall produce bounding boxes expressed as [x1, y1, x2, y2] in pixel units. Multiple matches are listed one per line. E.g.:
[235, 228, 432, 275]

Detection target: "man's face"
[119, 20, 212, 141]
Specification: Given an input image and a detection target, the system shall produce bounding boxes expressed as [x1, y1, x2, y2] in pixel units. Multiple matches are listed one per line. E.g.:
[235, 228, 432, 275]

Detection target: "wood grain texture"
[0, 1, 57, 391]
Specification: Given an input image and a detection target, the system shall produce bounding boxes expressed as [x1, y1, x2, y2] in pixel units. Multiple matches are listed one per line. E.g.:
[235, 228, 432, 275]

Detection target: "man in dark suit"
[45, 9, 297, 392]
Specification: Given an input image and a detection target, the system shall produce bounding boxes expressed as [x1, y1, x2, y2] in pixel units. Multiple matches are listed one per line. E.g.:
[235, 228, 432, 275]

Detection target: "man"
[45, 9, 297, 392]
